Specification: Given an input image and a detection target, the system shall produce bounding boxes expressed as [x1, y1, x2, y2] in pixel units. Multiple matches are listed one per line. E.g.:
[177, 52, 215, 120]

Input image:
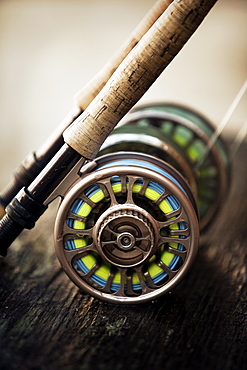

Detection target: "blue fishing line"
[97, 159, 186, 194]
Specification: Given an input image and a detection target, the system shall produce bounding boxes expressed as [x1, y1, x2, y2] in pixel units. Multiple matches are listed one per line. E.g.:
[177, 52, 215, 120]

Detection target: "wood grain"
[0, 139, 246, 370]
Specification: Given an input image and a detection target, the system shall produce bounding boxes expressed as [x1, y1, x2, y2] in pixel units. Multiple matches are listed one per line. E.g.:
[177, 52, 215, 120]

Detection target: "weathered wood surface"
[0, 139, 246, 370]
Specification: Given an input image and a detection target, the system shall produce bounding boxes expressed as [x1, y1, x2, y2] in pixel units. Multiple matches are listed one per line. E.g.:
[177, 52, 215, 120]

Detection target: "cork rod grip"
[74, 0, 173, 110]
[64, 0, 217, 159]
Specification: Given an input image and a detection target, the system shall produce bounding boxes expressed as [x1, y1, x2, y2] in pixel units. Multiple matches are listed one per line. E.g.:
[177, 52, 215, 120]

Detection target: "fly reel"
[101, 103, 230, 230]
[54, 103, 229, 304]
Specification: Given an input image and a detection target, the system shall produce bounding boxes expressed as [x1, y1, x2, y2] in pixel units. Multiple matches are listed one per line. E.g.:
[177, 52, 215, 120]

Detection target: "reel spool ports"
[54, 103, 229, 304]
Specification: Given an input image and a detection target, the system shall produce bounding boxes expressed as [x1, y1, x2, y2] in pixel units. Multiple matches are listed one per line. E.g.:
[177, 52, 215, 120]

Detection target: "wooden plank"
[0, 140, 246, 370]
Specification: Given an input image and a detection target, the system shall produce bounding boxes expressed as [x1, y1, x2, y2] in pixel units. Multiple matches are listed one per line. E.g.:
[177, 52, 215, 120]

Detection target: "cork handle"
[74, 0, 173, 110]
[64, 0, 217, 159]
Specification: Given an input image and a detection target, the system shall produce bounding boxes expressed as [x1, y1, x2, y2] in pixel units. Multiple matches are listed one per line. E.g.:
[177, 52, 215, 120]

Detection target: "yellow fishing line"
[74, 238, 87, 248]
[72, 179, 181, 287]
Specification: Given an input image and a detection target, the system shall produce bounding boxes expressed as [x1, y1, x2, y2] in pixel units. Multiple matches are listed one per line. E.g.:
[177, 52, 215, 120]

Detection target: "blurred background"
[0, 0, 246, 189]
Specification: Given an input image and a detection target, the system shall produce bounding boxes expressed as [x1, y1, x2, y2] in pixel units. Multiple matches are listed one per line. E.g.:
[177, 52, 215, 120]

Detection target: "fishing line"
[65, 158, 188, 292]
[195, 79, 247, 169]
[230, 117, 247, 162]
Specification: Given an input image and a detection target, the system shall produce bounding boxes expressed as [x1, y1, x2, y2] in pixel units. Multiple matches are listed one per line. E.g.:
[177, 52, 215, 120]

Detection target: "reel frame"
[54, 152, 199, 304]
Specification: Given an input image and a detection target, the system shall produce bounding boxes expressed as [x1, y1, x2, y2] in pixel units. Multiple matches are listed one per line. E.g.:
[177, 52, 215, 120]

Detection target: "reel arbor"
[54, 103, 229, 304]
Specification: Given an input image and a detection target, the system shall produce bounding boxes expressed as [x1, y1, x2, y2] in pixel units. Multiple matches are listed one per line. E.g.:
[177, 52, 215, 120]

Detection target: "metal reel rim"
[95, 151, 199, 219]
[54, 164, 199, 304]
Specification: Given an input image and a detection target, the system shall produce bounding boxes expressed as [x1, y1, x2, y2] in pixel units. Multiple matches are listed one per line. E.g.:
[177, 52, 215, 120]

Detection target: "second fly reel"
[54, 103, 229, 304]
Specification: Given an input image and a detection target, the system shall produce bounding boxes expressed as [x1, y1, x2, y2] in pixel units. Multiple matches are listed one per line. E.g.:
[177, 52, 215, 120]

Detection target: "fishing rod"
[0, 0, 227, 304]
[0, 0, 173, 219]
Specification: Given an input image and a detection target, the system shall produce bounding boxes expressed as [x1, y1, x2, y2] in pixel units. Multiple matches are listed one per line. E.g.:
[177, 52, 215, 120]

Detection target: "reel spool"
[54, 103, 229, 304]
